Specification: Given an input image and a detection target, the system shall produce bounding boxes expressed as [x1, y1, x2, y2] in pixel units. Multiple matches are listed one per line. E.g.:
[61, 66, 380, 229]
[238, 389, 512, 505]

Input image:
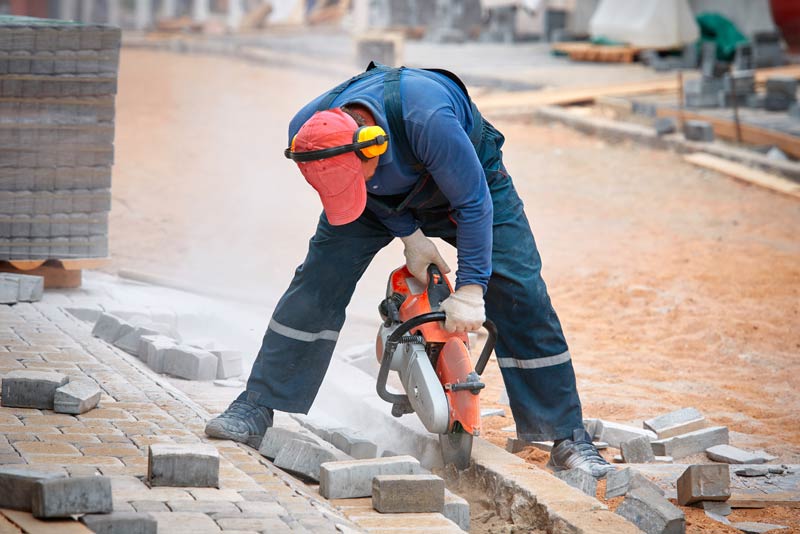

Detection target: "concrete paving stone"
[683, 120, 715, 142]
[0, 465, 67, 511]
[621, 436, 656, 463]
[0, 277, 20, 304]
[605, 467, 665, 499]
[1, 508, 96, 534]
[130, 500, 170, 512]
[731, 522, 788, 533]
[81, 511, 157, 534]
[1, 370, 69, 409]
[162, 345, 217, 381]
[706, 445, 770, 465]
[372, 474, 445, 514]
[0, 453, 26, 465]
[14, 441, 80, 456]
[676, 464, 730, 505]
[259, 427, 317, 460]
[598, 420, 657, 448]
[32, 475, 113, 518]
[81, 443, 142, 457]
[651, 426, 729, 459]
[114, 326, 159, 356]
[235, 501, 287, 515]
[0, 273, 44, 302]
[91, 313, 123, 343]
[700, 500, 731, 516]
[147, 443, 220, 488]
[319, 455, 422, 499]
[554, 468, 597, 497]
[330, 430, 378, 460]
[189, 488, 245, 502]
[211, 349, 243, 379]
[215, 517, 289, 531]
[274, 439, 351, 483]
[27, 454, 124, 467]
[138, 335, 176, 372]
[643, 408, 707, 439]
[53, 379, 102, 414]
[149, 511, 223, 533]
[444, 489, 469, 532]
[167, 500, 240, 514]
[616, 486, 685, 534]
[654, 117, 677, 136]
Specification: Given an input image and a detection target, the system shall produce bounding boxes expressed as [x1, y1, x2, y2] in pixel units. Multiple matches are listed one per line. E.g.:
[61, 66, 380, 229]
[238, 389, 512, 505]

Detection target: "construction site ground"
[102, 32, 800, 533]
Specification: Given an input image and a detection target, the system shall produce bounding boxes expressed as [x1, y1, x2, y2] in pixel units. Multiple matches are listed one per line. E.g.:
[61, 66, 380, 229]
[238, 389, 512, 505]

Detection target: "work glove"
[439, 284, 486, 333]
[400, 229, 451, 284]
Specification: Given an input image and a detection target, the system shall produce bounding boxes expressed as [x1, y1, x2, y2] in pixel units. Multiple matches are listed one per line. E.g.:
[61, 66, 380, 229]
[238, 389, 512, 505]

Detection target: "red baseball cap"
[292, 108, 366, 226]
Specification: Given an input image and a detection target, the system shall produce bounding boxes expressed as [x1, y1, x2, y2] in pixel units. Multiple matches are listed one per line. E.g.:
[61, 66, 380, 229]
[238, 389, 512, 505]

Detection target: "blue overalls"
[242, 65, 584, 441]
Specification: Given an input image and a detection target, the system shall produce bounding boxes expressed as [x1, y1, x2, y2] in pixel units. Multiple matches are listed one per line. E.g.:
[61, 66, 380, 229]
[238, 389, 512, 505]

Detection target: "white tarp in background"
[589, 0, 700, 48]
[689, 0, 777, 38]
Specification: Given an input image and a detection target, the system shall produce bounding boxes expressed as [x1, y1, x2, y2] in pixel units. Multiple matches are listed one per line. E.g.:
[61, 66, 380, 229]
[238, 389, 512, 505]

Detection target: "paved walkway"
[0, 300, 360, 533]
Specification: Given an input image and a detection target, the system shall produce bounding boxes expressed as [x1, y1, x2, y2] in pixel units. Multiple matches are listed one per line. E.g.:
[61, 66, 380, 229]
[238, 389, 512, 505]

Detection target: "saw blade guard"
[437, 338, 481, 436]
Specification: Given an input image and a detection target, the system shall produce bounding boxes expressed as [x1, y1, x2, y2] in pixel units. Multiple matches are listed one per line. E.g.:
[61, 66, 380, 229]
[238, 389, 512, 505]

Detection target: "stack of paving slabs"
[0, 15, 119, 260]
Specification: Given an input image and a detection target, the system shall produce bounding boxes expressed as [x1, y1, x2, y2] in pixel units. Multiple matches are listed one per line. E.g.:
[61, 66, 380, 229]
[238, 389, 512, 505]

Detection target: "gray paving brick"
[598, 420, 656, 448]
[0, 273, 43, 302]
[676, 464, 730, 506]
[81, 511, 157, 534]
[0, 276, 18, 304]
[330, 429, 378, 460]
[319, 455, 421, 499]
[651, 426, 729, 459]
[32, 475, 113, 518]
[1, 369, 68, 409]
[554, 468, 597, 497]
[114, 325, 159, 355]
[0, 466, 66, 511]
[259, 427, 317, 460]
[683, 120, 715, 142]
[605, 467, 665, 499]
[92, 313, 123, 343]
[730, 522, 789, 533]
[372, 474, 445, 513]
[705, 445, 770, 464]
[163, 345, 217, 381]
[53, 379, 101, 414]
[147, 443, 220, 488]
[643, 408, 706, 439]
[616, 486, 684, 534]
[274, 439, 350, 483]
[621, 436, 656, 464]
[444, 489, 469, 531]
[212, 349, 243, 379]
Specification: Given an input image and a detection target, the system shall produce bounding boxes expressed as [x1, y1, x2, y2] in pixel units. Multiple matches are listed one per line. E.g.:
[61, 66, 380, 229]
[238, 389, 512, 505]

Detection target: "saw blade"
[439, 431, 473, 470]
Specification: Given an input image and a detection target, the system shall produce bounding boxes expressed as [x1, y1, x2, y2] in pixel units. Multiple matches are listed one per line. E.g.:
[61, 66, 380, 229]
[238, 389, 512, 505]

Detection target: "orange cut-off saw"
[376, 264, 497, 468]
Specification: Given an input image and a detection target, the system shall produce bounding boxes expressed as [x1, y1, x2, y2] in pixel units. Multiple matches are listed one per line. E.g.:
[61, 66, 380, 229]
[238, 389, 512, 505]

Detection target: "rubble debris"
[735, 467, 769, 477]
[731, 522, 788, 533]
[1, 369, 68, 409]
[768, 467, 785, 475]
[211, 349, 243, 379]
[554, 468, 597, 497]
[81, 511, 157, 534]
[319, 456, 421, 499]
[683, 120, 715, 142]
[605, 467, 665, 499]
[162, 345, 217, 381]
[621, 436, 656, 463]
[706, 444, 770, 465]
[444, 489, 470, 531]
[0, 273, 44, 302]
[597, 420, 656, 448]
[615, 486, 685, 534]
[676, 464, 730, 505]
[372, 474, 445, 513]
[258, 427, 317, 460]
[330, 429, 378, 460]
[53, 379, 102, 414]
[148, 444, 220, 488]
[0, 467, 66, 511]
[651, 426, 728, 459]
[273, 438, 351, 482]
[32, 476, 113, 518]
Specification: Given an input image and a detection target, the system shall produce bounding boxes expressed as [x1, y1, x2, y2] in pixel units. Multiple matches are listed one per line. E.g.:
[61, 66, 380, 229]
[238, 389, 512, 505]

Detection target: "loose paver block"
[0, 466, 67, 511]
[1, 370, 69, 409]
[147, 444, 219, 488]
[211, 349, 243, 379]
[444, 489, 470, 531]
[0, 277, 18, 304]
[505, 437, 530, 454]
[81, 511, 157, 534]
[258, 427, 317, 460]
[162, 346, 217, 381]
[598, 420, 656, 448]
[53, 379, 102, 414]
[731, 522, 788, 533]
[676, 464, 730, 505]
[683, 120, 715, 142]
[114, 325, 159, 355]
[651, 426, 728, 459]
[372, 474, 445, 513]
[319, 455, 422, 499]
[331, 429, 378, 459]
[622, 436, 656, 464]
[0, 273, 44, 302]
[616, 486, 685, 534]
[606, 467, 665, 499]
[644, 408, 707, 439]
[92, 313, 123, 342]
[273, 438, 350, 482]
[735, 467, 769, 477]
[554, 468, 597, 497]
[701, 500, 731, 516]
[706, 445, 769, 464]
[32, 476, 113, 518]
[138, 335, 176, 373]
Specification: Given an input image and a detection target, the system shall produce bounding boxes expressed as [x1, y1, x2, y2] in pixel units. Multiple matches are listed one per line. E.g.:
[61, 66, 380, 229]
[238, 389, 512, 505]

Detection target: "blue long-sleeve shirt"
[288, 68, 493, 290]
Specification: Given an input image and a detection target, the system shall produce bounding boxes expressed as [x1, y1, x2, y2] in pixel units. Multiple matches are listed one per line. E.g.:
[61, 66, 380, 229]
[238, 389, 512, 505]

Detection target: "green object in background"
[696, 13, 749, 61]
[590, 36, 628, 47]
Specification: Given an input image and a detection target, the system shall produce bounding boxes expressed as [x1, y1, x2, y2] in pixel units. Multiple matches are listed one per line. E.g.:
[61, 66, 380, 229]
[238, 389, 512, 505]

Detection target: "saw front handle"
[376, 312, 498, 409]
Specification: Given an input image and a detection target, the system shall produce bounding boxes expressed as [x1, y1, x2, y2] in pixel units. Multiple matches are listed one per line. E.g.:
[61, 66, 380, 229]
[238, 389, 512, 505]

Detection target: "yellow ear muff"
[354, 125, 389, 160]
[290, 134, 297, 152]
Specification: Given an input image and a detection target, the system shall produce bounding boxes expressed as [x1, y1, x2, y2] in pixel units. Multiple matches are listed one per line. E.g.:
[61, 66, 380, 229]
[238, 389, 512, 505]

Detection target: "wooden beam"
[684, 153, 800, 200]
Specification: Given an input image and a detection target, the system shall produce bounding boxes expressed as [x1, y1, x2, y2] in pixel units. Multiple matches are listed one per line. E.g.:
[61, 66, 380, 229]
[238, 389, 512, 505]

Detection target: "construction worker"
[205, 64, 612, 477]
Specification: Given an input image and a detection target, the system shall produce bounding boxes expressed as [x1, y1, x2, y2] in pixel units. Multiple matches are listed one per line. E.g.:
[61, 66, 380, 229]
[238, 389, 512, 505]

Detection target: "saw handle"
[474, 319, 497, 376]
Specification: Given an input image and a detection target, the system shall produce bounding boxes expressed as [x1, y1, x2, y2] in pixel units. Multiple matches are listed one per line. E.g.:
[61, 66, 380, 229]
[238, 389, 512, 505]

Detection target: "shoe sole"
[205, 422, 264, 449]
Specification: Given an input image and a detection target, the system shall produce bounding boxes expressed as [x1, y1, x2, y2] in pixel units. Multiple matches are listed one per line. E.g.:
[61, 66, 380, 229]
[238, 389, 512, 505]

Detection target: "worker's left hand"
[400, 229, 451, 284]
[439, 284, 485, 333]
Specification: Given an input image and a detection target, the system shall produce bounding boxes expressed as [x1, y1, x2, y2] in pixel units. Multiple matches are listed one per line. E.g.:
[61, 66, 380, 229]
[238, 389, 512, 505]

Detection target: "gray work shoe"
[204, 397, 274, 449]
[546, 428, 614, 478]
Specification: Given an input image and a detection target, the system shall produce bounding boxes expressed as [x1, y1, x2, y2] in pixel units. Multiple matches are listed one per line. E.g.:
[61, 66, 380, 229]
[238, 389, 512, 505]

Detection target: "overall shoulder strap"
[316, 62, 391, 111]
[383, 67, 427, 175]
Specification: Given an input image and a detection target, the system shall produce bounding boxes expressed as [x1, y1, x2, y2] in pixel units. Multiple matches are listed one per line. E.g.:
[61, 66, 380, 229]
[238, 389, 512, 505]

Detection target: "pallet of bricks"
[0, 15, 119, 273]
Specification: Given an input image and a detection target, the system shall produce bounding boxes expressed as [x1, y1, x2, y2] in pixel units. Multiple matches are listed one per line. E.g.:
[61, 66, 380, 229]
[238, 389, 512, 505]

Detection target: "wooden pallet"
[552, 42, 641, 63]
[0, 258, 108, 288]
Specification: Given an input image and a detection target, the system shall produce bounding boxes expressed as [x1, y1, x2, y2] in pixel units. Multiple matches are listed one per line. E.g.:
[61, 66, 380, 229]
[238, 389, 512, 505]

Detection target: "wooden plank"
[1, 509, 93, 534]
[685, 153, 800, 199]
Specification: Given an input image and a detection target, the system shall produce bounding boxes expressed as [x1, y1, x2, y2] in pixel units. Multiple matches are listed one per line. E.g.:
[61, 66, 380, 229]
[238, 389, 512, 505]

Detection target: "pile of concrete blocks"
[0, 16, 120, 260]
[765, 77, 798, 112]
[0, 272, 43, 304]
[91, 312, 242, 380]
[1, 369, 101, 414]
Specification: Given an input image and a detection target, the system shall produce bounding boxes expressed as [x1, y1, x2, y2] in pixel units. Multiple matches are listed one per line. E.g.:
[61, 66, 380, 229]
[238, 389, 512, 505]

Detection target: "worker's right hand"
[400, 229, 451, 284]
